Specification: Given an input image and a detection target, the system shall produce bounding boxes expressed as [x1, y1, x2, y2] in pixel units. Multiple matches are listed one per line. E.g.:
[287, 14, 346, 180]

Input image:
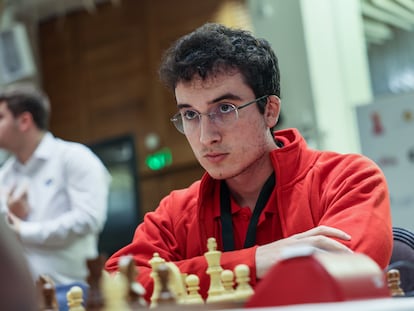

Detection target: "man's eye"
[183, 110, 199, 120]
[218, 103, 235, 114]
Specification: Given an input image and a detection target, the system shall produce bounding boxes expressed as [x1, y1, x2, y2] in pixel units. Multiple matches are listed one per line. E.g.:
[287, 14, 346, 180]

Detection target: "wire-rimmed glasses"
[170, 95, 269, 134]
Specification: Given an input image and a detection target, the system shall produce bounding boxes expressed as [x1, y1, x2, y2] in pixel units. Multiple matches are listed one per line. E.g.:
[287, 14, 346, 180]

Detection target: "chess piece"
[221, 270, 235, 294]
[204, 237, 225, 303]
[102, 273, 130, 311]
[86, 255, 106, 310]
[67, 286, 85, 311]
[233, 264, 254, 302]
[118, 255, 147, 308]
[149, 252, 166, 307]
[165, 262, 187, 303]
[182, 274, 204, 305]
[37, 275, 59, 311]
[387, 269, 405, 297]
[157, 263, 176, 305]
[42, 283, 59, 311]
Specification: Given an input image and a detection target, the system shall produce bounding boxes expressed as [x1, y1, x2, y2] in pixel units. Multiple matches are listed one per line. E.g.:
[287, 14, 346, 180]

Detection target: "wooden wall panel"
[140, 164, 204, 215]
[38, 0, 245, 216]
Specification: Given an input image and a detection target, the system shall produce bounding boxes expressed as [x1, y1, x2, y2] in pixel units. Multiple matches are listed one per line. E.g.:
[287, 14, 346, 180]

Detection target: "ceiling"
[0, 0, 120, 23]
[0, 0, 413, 45]
[361, 0, 414, 45]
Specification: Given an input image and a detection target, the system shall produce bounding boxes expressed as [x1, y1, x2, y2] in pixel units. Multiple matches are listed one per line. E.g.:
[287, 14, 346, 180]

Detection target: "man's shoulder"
[165, 180, 202, 203]
[47, 138, 107, 178]
[143, 180, 201, 228]
[314, 151, 383, 180]
[318, 150, 377, 167]
[53, 136, 90, 152]
[0, 157, 15, 179]
[155, 180, 200, 212]
[52, 137, 101, 162]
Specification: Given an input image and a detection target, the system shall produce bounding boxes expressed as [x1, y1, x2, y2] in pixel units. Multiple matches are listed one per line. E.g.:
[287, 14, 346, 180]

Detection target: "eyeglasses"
[170, 95, 269, 134]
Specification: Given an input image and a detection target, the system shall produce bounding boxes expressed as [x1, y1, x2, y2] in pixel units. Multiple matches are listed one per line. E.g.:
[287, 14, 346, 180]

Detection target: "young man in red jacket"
[106, 23, 392, 300]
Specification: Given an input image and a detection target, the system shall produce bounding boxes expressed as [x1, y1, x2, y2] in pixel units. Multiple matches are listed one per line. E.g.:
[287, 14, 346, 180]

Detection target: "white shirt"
[0, 132, 111, 285]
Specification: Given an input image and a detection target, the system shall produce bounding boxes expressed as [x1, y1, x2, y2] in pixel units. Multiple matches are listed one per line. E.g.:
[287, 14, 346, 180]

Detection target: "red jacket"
[105, 128, 392, 300]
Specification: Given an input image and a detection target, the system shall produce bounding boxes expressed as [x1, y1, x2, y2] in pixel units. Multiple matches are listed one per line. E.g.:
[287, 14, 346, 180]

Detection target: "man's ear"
[264, 95, 281, 129]
[16, 112, 34, 131]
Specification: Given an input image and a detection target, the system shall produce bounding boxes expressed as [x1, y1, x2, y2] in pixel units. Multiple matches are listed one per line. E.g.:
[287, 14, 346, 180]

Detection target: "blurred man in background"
[0, 83, 111, 310]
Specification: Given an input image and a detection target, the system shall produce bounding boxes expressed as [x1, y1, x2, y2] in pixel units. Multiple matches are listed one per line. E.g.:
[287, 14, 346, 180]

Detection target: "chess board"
[35, 237, 412, 311]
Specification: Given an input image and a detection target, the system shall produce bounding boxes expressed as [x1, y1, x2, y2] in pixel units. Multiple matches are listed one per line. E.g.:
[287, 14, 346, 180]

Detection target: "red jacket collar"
[196, 128, 320, 246]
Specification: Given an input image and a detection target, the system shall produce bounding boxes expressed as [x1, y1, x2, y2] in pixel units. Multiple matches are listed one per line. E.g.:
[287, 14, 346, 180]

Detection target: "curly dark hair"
[159, 23, 280, 113]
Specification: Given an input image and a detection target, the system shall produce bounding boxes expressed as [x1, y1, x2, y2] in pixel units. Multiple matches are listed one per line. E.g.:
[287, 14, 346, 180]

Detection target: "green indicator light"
[146, 147, 173, 170]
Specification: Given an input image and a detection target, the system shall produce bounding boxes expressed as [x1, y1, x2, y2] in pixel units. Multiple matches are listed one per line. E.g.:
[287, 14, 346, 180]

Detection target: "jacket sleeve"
[105, 191, 258, 301]
[315, 153, 393, 269]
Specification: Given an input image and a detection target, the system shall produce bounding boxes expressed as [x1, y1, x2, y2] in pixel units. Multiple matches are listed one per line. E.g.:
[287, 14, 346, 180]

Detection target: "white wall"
[248, 0, 373, 154]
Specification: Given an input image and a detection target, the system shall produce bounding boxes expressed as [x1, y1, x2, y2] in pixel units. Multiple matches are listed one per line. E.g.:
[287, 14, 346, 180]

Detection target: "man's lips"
[204, 153, 228, 163]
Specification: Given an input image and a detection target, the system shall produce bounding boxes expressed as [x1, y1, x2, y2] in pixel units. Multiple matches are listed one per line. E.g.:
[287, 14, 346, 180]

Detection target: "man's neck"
[17, 131, 46, 164]
[225, 157, 275, 211]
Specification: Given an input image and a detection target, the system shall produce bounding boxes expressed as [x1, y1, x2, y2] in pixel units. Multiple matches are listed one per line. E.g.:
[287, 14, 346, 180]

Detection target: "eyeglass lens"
[171, 95, 268, 134]
[174, 104, 238, 134]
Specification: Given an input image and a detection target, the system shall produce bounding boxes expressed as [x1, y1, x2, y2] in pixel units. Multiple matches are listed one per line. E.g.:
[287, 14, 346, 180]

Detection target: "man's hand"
[7, 186, 30, 219]
[255, 226, 352, 279]
[6, 212, 22, 236]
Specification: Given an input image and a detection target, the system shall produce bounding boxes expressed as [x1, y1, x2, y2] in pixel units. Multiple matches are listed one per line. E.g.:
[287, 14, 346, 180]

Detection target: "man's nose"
[199, 115, 220, 145]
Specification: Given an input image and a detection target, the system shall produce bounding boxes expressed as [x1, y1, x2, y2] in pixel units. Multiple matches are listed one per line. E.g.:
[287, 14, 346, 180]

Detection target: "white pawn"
[182, 274, 204, 305]
[234, 264, 254, 303]
[67, 286, 85, 311]
[221, 269, 235, 294]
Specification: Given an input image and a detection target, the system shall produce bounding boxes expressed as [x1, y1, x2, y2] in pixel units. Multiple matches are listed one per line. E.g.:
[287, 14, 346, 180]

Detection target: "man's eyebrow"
[177, 103, 191, 109]
[211, 93, 242, 103]
[176, 93, 242, 110]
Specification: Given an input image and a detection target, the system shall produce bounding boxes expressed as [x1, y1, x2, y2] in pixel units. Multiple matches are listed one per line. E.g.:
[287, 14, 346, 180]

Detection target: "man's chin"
[205, 169, 236, 180]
